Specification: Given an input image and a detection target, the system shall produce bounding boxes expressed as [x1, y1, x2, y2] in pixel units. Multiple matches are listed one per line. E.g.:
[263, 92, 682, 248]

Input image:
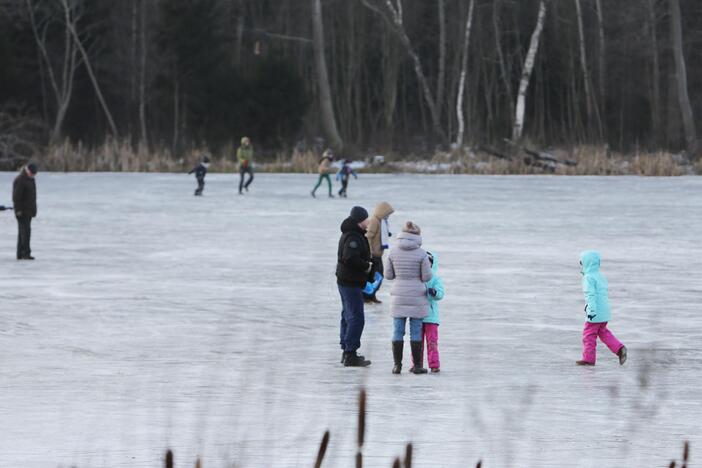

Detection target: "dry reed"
[314, 430, 330, 468]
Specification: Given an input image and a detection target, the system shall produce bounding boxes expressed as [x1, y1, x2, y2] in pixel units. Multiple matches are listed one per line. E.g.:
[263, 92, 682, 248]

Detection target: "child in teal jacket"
[576, 250, 627, 366]
[422, 251, 445, 372]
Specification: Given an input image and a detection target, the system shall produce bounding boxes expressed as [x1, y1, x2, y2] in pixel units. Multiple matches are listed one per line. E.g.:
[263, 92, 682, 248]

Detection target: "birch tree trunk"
[312, 0, 344, 149]
[512, 1, 546, 142]
[669, 0, 697, 155]
[455, 0, 476, 148]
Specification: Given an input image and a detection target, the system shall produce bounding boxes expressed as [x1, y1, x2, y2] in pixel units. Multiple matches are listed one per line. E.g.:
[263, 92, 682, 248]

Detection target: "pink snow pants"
[582, 321, 623, 364]
[422, 323, 440, 369]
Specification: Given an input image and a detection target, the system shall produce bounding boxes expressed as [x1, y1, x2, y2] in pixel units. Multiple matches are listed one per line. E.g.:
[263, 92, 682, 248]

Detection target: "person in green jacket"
[237, 136, 254, 194]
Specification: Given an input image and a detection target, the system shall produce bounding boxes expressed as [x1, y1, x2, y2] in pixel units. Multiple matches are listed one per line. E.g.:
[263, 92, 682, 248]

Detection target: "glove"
[427, 288, 437, 297]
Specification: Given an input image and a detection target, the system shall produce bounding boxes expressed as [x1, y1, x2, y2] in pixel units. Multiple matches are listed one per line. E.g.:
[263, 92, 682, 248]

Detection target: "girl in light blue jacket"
[576, 251, 627, 366]
[422, 251, 445, 372]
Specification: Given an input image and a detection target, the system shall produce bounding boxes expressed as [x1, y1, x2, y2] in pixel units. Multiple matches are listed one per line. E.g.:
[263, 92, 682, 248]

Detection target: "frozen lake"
[1, 172, 701, 467]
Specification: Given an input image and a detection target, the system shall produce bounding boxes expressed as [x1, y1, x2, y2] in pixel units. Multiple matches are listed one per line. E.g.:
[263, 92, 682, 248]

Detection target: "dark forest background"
[1, 0, 701, 165]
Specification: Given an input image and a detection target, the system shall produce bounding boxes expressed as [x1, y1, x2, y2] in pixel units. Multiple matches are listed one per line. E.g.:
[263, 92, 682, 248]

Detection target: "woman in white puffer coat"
[385, 221, 433, 374]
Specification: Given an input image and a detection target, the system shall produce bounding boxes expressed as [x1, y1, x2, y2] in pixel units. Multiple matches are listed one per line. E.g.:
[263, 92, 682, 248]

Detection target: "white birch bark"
[512, 1, 546, 142]
[455, 0, 476, 148]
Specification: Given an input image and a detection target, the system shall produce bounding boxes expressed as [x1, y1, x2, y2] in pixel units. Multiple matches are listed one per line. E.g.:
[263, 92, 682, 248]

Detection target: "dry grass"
[17, 140, 698, 176]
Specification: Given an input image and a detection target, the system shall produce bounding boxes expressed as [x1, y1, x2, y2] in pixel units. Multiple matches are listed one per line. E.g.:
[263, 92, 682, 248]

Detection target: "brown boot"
[576, 360, 595, 366]
[409, 341, 427, 374]
[618, 346, 627, 365]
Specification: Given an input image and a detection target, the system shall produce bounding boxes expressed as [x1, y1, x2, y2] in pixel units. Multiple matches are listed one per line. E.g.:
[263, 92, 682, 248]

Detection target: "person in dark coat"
[13, 163, 38, 260]
[336, 206, 373, 367]
[188, 154, 210, 196]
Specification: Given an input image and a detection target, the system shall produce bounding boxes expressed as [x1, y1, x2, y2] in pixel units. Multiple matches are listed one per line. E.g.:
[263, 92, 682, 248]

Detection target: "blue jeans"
[392, 317, 423, 342]
[338, 285, 365, 352]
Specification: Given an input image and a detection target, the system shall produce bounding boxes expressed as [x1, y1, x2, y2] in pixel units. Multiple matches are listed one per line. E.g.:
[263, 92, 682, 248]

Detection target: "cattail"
[682, 440, 689, 468]
[358, 389, 367, 447]
[195, 458, 201, 468]
[476, 461, 482, 468]
[404, 443, 413, 468]
[356, 388, 366, 468]
[314, 430, 330, 468]
[392, 458, 401, 468]
[165, 450, 173, 468]
[669, 462, 676, 468]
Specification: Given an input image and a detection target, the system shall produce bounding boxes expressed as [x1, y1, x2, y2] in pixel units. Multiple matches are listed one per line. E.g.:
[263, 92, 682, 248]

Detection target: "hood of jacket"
[340, 216, 365, 234]
[580, 250, 601, 275]
[373, 201, 394, 220]
[396, 231, 422, 250]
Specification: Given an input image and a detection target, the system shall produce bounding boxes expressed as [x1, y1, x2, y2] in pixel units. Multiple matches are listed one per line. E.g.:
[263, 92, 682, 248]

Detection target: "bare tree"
[454, 0, 476, 148]
[25, 0, 80, 143]
[669, 0, 697, 155]
[512, 1, 546, 142]
[361, 0, 445, 140]
[594, 0, 606, 121]
[312, 0, 343, 149]
[63, 0, 118, 138]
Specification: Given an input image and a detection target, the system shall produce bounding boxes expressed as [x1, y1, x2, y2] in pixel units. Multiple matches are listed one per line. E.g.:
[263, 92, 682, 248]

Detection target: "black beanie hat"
[350, 206, 369, 223]
[26, 163, 38, 174]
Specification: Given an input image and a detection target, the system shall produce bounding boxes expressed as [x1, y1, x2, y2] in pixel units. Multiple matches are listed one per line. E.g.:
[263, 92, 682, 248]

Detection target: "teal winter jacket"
[580, 250, 611, 323]
[424, 252, 445, 324]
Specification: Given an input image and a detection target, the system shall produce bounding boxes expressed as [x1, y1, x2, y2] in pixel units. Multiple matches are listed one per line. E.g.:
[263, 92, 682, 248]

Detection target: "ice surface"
[1, 172, 701, 467]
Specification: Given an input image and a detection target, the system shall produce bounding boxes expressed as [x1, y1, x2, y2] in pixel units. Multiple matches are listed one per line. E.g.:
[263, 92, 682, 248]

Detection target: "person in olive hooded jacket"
[364, 201, 394, 304]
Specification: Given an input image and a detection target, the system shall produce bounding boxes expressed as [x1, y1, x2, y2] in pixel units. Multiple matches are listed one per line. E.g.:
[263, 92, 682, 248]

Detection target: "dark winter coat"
[336, 217, 373, 288]
[12, 171, 37, 218]
[188, 163, 208, 179]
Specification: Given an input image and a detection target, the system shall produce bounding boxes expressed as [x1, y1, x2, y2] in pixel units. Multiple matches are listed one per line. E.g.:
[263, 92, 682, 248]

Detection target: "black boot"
[392, 341, 403, 374]
[342, 351, 365, 364]
[409, 341, 427, 374]
[344, 351, 371, 367]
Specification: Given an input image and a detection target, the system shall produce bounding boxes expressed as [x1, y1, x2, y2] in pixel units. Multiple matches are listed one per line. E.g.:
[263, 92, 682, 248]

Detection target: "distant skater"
[336, 159, 357, 198]
[13, 163, 38, 260]
[385, 221, 433, 374]
[364, 202, 394, 304]
[576, 251, 627, 366]
[237, 136, 254, 194]
[311, 149, 335, 198]
[188, 154, 210, 196]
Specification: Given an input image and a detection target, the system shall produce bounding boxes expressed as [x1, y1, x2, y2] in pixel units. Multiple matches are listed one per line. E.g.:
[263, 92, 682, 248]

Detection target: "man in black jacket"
[13, 163, 38, 260]
[336, 206, 373, 367]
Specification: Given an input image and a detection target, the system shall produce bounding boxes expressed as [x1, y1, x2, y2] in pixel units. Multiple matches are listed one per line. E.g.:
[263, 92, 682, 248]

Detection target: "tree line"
[0, 0, 700, 165]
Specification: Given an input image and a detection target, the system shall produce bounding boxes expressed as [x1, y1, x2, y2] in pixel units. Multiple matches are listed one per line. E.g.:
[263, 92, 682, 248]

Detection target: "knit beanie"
[402, 221, 421, 235]
[350, 206, 369, 223]
[26, 163, 38, 174]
